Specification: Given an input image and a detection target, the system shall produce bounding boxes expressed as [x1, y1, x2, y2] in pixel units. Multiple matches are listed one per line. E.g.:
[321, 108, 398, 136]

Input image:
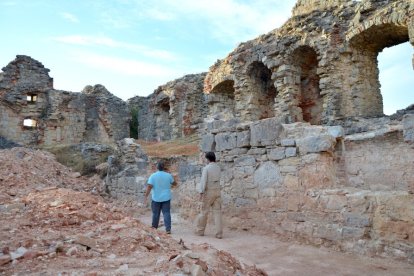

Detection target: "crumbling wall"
[0, 55, 130, 147]
[129, 73, 207, 141]
[204, 0, 413, 125]
[175, 116, 414, 262]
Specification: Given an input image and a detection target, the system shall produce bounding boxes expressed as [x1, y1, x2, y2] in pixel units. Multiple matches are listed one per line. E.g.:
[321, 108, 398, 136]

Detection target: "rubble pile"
[0, 147, 266, 275]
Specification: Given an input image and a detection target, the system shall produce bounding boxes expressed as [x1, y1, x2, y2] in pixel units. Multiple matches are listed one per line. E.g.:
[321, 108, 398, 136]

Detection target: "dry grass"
[44, 144, 114, 175]
[138, 134, 200, 158]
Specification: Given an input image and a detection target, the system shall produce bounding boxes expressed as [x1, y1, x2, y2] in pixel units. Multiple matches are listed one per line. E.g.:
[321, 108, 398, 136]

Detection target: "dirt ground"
[2, 147, 414, 275]
[139, 210, 414, 276]
[0, 148, 265, 275]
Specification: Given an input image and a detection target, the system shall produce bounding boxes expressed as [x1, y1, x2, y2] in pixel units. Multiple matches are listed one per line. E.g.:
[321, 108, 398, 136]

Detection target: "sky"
[0, 0, 413, 115]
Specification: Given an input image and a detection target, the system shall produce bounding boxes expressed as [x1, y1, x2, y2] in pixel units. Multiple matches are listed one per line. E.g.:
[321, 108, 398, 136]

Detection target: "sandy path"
[138, 211, 414, 276]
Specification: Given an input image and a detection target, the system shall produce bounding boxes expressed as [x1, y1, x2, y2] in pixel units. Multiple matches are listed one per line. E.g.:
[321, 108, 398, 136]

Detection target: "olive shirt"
[197, 162, 221, 193]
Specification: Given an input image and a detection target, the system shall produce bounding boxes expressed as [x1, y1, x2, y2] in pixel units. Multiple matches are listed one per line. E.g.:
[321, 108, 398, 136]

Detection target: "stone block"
[235, 197, 256, 207]
[250, 117, 283, 147]
[320, 194, 347, 211]
[236, 130, 250, 148]
[234, 155, 256, 167]
[343, 213, 371, 227]
[200, 134, 215, 152]
[284, 175, 299, 190]
[287, 193, 302, 211]
[285, 147, 297, 157]
[342, 227, 366, 239]
[247, 148, 267, 155]
[280, 165, 297, 173]
[296, 135, 336, 154]
[215, 132, 237, 151]
[268, 147, 285, 160]
[402, 114, 414, 143]
[313, 224, 342, 241]
[233, 165, 255, 179]
[227, 148, 248, 155]
[254, 161, 282, 192]
[281, 138, 295, 147]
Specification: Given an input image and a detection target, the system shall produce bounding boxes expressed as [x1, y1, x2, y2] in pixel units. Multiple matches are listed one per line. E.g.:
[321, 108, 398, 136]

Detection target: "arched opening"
[208, 80, 235, 120]
[247, 61, 277, 120]
[350, 23, 410, 117]
[378, 42, 414, 115]
[154, 97, 172, 141]
[23, 118, 37, 129]
[292, 46, 322, 124]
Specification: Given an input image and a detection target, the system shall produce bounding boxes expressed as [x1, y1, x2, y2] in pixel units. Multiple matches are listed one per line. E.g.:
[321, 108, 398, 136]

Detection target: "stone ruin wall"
[0, 55, 130, 147]
[170, 116, 413, 262]
[204, 0, 413, 125]
[128, 73, 208, 141]
[1, 0, 413, 264]
[113, 0, 414, 263]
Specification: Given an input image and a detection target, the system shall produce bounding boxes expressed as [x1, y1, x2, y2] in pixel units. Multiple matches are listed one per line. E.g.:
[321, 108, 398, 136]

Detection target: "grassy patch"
[138, 134, 200, 158]
[43, 144, 114, 175]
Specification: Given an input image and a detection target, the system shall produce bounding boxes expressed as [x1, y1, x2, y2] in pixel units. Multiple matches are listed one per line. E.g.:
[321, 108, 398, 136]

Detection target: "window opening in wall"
[209, 80, 236, 120]
[292, 46, 322, 124]
[378, 42, 414, 115]
[23, 118, 37, 128]
[27, 94, 37, 103]
[248, 61, 277, 120]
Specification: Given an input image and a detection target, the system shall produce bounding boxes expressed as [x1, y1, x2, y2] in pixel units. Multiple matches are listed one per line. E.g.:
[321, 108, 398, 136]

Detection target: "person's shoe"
[166, 231, 171, 234]
[195, 231, 204, 236]
[215, 234, 223, 239]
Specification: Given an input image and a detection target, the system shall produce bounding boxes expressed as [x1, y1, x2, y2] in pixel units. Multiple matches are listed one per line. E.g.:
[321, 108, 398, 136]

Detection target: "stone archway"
[247, 61, 277, 120]
[208, 80, 236, 120]
[291, 46, 322, 125]
[349, 23, 410, 117]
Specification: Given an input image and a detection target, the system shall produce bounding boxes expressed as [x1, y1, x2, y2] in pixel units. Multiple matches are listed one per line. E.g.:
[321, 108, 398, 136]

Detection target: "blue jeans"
[151, 200, 171, 232]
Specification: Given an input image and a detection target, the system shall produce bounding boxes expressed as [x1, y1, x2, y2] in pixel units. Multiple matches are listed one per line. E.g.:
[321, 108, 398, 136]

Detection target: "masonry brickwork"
[0, 55, 130, 146]
[1, 0, 414, 264]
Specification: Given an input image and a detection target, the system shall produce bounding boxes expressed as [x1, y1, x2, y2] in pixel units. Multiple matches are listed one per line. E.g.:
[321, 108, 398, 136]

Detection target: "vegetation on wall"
[129, 107, 139, 139]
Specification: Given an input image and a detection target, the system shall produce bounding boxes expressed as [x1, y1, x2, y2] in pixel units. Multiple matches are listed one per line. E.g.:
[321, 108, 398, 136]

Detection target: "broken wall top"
[0, 55, 53, 92]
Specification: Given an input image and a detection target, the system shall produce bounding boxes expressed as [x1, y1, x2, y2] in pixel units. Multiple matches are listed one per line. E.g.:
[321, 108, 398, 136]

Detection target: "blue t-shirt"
[147, 170, 174, 202]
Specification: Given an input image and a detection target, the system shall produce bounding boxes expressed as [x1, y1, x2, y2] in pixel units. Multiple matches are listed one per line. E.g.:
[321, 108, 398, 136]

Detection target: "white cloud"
[1, 1, 17, 6]
[71, 51, 182, 77]
[53, 35, 179, 61]
[147, 0, 295, 43]
[98, 0, 295, 44]
[60, 12, 79, 23]
[146, 8, 176, 21]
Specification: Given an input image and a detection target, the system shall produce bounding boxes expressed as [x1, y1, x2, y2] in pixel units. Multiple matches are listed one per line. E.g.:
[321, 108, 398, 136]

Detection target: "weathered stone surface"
[215, 132, 237, 151]
[285, 147, 297, 158]
[402, 114, 414, 143]
[296, 135, 336, 154]
[234, 156, 256, 167]
[268, 147, 285, 161]
[281, 139, 295, 147]
[128, 73, 207, 141]
[247, 148, 267, 155]
[236, 130, 250, 148]
[254, 161, 282, 193]
[327, 126, 345, 139]
[0, 56, 129, 146]
[200, 134, 215, 152]
[250, 118, 283, 147]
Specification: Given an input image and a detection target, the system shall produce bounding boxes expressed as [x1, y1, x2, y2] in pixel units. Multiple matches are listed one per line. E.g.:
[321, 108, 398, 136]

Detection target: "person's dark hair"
[205, 152, 216, 162]
[157, 161, 165, 171]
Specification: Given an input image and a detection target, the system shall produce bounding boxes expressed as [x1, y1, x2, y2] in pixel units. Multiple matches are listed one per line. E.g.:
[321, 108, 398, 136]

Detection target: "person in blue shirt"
[144, 161, 177, 234]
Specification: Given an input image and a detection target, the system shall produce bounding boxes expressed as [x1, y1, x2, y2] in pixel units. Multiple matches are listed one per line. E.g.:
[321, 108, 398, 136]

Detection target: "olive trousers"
[195, 188, 223, 238]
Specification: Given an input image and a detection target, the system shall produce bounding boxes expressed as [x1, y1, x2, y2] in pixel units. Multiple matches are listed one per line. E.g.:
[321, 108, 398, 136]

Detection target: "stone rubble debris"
[0, 147, 266, 275]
